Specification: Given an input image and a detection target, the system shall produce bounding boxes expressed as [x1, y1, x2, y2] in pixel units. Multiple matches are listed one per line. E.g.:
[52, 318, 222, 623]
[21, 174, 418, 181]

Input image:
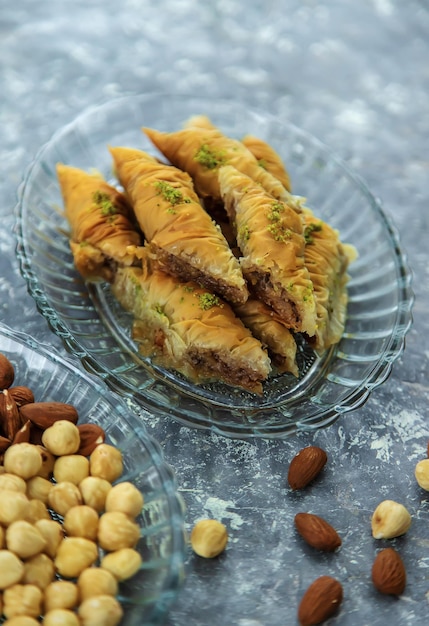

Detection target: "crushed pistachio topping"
[194, 144, 226, 169]
[130, 275, 142, 294]
[304, 222, 323, 244]
[266, 201, 293, 242]
[154, 303, 166, 316]
[266, 201, 286, 223]
[257, 158, 268, 170]
[267, 223, 292, 242]
[183, 285, 195, 293]
[93, 190, 117, 216]
[238, 223, 251, 242]
[197, 293, 222, 310]
[303, 286, 314, 302]
[153, 180, 191, 207]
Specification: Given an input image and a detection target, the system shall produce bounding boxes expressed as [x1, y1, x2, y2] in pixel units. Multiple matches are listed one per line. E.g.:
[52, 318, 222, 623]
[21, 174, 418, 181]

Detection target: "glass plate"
[15, 93, 413, 438]
[0, 322, 186, 626]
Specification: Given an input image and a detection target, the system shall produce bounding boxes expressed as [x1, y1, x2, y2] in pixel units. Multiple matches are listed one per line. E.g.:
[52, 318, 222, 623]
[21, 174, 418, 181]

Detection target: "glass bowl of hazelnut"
[0, 322, 186, 626]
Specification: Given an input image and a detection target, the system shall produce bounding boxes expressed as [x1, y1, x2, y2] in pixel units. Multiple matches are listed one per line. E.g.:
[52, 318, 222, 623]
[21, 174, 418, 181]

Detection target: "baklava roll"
[218, 165, 317, 337]
[56, 164, 143, 282]
[110, 146, 249, 305]
[112, 257, 271, 393]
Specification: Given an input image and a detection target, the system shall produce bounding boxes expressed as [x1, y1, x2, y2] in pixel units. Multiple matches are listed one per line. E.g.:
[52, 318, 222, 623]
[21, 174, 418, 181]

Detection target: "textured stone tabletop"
[1, 1, 429, 624]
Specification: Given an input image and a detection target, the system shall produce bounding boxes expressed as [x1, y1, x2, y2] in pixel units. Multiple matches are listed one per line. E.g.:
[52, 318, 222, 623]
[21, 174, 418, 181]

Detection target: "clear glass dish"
[0, 322, 186, 626]
[15, 93, 413, 438]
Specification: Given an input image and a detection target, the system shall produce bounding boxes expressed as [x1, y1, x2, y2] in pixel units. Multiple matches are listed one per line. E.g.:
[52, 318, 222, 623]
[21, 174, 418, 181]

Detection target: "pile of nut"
[287, 444, 415, 626]
[0, 352, 144, 626]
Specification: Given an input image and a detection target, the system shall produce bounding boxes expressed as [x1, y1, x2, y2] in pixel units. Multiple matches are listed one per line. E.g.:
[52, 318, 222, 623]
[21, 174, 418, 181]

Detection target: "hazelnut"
[0, 550, 25, 589]
[53, 454, 89, 485]
[24, 498, 51, 524]
[101, 548, 142, 581]
[63, 505, 99, 541]
[54, 537, 98, 578]
[190, 519, 228, 558]
[6, 520, 47, 559]
[1, 616, 40, 626]
[34, 519, 63, 559]
[22, 553, 55, 590]
[415, 459, 429, 490]
[97, 511, 140, 551]
[42, 421, 80, 456]
[3, 444, 42, 479]
[3, 583, 42, 618]
[90, 444, 123, 483]
[77, 567, 118, 600]
[0, 473, 27, 493]
[105, 481, 144, 518]
[79, 476, 112, 513]
[371, 500, 412, 539]
[34, 445, 56, 479]
[43, 580, 79, 612]
[48, 481, 82, 517]
[43, 610, 80, 626]
[0, 490, 29, 526]
[78, 594, 123, 626]
[26, 476, 53, 504]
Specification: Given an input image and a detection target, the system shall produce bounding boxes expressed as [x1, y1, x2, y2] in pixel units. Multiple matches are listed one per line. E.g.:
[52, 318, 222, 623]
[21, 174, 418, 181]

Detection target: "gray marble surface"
[1, 0, 429, 624]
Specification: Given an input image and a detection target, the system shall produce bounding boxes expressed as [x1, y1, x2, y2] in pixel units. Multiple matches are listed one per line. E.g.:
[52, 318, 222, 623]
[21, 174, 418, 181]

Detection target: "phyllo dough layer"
[110, 146, 248, 305]
[303, 210, 355, 350]
[143, 125, 299, 207]
[56, 164, 143, 282]
[233, 298, 298, 376]
[111, 260, 271, 393]
[218, 165, 317, 337]
[241, 134, 292, 192]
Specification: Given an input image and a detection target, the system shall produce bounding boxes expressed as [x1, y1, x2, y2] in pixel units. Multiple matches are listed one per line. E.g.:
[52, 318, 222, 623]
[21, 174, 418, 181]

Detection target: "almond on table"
[287, 445, 328, 490]
[298, 575, 343, 626]
[371, 547, 406, 596]
[294, 512, 341, 552]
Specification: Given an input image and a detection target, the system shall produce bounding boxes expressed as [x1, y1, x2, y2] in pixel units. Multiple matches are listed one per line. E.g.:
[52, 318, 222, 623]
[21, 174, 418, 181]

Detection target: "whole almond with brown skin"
[12, 419, 32, 444]
[298, 575, 343, 626]
[77, 423, 106, 456]
[295, 512, 342, 552]
[288, 446, 328, 490]
[0, 353, 14, 389]
[0, 390, 21, 440]
[9, 386, 35, 407]
[371, 547, 406, 595]
[20, 401, 79, 429]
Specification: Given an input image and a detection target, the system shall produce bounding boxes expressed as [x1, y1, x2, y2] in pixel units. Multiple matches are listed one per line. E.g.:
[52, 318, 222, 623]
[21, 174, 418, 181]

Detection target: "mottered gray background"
[1, 1, 429, 624]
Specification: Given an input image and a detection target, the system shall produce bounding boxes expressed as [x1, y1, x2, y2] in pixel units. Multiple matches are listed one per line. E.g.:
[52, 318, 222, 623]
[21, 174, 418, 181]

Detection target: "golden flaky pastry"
[111, 256, 271, 393]
[218, 164, 317, 337]
[233, 298, 299, 376]
[183, 115, 292, 192]
[56, 164, 143, 282]
[241, 134, 292, 191]
[109, 146, 249, 305]
[303, 210, 356, 350]
[143, 124, 301, 208]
